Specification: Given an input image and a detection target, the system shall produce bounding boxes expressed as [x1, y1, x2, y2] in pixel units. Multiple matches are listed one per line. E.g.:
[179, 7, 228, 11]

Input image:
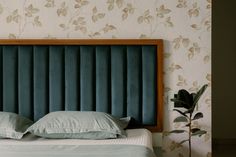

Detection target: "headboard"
[0, 39, 163, 132]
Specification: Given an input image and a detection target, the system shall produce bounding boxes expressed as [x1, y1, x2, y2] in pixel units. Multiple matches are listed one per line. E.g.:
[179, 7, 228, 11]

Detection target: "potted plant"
[170, 84, 208, 157]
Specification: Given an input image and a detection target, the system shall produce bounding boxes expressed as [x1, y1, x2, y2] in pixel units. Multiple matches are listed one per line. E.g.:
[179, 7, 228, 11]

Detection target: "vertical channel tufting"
[0, 46, 2, 111]
[142, 46, 157, 125]
[34, 46, 49, 121]
[18, 46, 33, 119]
[49, 46, 65, 112]
[111, 46, 126, 117]
[127, 46, 142, 124]
[2, 46, 18, 113]
[80, 46, 95, 111]
[95, 46, 110, 113]
[65, 46, 80, 111]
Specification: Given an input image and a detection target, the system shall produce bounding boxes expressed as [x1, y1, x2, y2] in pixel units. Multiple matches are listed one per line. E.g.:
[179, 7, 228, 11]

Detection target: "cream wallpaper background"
[0, 0, 211, 157]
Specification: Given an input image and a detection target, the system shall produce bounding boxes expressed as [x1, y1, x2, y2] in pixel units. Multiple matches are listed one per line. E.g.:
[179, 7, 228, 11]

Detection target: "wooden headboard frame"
[0, 39, 163, 132]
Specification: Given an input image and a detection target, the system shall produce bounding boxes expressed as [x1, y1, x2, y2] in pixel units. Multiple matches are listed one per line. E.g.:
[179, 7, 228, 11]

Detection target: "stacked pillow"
[0, 112, 33, 139]
[0, 111, 130, 140]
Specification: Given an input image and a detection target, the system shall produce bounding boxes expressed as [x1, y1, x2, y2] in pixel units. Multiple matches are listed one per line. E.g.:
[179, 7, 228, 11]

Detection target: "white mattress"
[0, 129, 153, 151]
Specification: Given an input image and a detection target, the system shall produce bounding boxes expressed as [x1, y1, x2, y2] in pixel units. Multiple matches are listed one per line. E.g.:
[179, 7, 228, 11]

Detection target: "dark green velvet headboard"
[0, 39, 163, 132]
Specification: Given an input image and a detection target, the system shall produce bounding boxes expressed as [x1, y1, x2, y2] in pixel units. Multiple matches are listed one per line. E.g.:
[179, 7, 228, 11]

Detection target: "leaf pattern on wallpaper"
[107, 0, 124, 11]
[188, 42, 200, 60]
[156, 5, 171, 18]
[72, 17, 87, 33]
[8, 33, 17, 39]
[177, 75, 187, 87]
[0, 3, 3, 14]
[176, 0, 187, 8]
[173, 36, 190, 50]
[137, 10, 153, 24]
[204, 55, 210, 64]
[122, 3, 134, 20]
[57, 2, 68, 17]
[92, 7, 105, 23]
[45, 0, 55, 8]
[6, 9, 21, 23]
[74, 0, 89, 9]
[189, 81, 200, 92]
[168, 63, 182, 72]
[206, 0, 211, 9]
[88, 24, 116, 38]
[206, 73, 211, 86]
[188, 2, 200, 18]
[25, 4, 39, 17]
[33, 16, 42, 27]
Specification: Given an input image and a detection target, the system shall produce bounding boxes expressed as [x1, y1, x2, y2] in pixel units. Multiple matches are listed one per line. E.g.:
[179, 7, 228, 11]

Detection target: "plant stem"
[189, 115, 192, 157]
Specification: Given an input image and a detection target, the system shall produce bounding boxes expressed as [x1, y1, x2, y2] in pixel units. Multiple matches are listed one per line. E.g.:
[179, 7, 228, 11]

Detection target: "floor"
[213, 144, 236, 157]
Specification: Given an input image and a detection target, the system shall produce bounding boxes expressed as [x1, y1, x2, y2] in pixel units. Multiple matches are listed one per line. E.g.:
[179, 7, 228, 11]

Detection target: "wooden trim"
[0, 39, 164, 132]
[0, 39, 163, 45]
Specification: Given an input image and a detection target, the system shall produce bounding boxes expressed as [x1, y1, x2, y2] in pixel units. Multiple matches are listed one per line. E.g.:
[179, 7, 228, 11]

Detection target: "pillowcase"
[27, 111, 130, 139]
[0, 112, 33, 139]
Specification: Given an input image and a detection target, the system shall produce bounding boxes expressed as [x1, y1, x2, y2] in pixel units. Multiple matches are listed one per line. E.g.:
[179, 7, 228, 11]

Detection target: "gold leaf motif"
[164, 53, 171, 58]
[189, 81, 200, 92]
[0, 4, 3, 14]
[177, 75, 187, 86]
[8, 33, 16, 39]
[107, 0, 114, 11]
[206, 74, 211, 82]
[57, 2, 68, 17]
[72, 17, 87, 33]
[25, 4, 39, 17]
[34, 16, 42, 27]
[205, 132, 210, 142]
[92, 7, 105, 23]
[191, 24, 201, 30]
[188, 2, 200, 18]
[102, 24, 116, 33]
[167, 63, 182, 72]
[177, 0, 187, 8]
[74, 0, 89, 9]
[122, 3, 134, 20]
[137, 9, 153, 24]
[116, 0, 123, 8]
[139, 34, 148, 39]
[6, 9, 21, 23]
[204, 55, 210, 63]
[164, 17, 174, 27]
[45, 0, 55, 8]
[156, 5, 171, 18]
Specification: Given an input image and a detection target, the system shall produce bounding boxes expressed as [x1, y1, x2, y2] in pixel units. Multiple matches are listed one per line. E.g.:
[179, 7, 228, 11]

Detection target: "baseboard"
[213, 138, 236, 145]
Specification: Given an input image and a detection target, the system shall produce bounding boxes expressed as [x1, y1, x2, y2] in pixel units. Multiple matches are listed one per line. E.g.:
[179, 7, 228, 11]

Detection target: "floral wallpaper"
[0, 0, 211, 157]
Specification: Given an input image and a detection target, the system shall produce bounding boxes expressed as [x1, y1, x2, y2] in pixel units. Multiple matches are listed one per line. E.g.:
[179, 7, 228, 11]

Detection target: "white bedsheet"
[0, 129, 153, 151]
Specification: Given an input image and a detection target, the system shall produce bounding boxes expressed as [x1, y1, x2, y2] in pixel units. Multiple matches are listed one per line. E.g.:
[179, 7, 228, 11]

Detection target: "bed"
[0, 39, 163, 157]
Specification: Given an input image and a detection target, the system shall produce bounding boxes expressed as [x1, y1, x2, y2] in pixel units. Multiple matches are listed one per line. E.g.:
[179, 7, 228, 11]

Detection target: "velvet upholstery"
[0, 45, 158, 126]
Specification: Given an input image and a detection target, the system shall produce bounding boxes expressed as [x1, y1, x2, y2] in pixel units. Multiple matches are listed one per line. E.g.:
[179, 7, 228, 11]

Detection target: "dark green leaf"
[173, 109, 188, 117]
[193, 84, 208, 107]
[191, 128, 200, 133]
[192, 112, 203, 120]
[191, 130, 207, 137]
[169, 130, 185, 134]
[173, 116, 188, 123]
[174, 89, 193, 109]
[179, 139, 189, 144]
